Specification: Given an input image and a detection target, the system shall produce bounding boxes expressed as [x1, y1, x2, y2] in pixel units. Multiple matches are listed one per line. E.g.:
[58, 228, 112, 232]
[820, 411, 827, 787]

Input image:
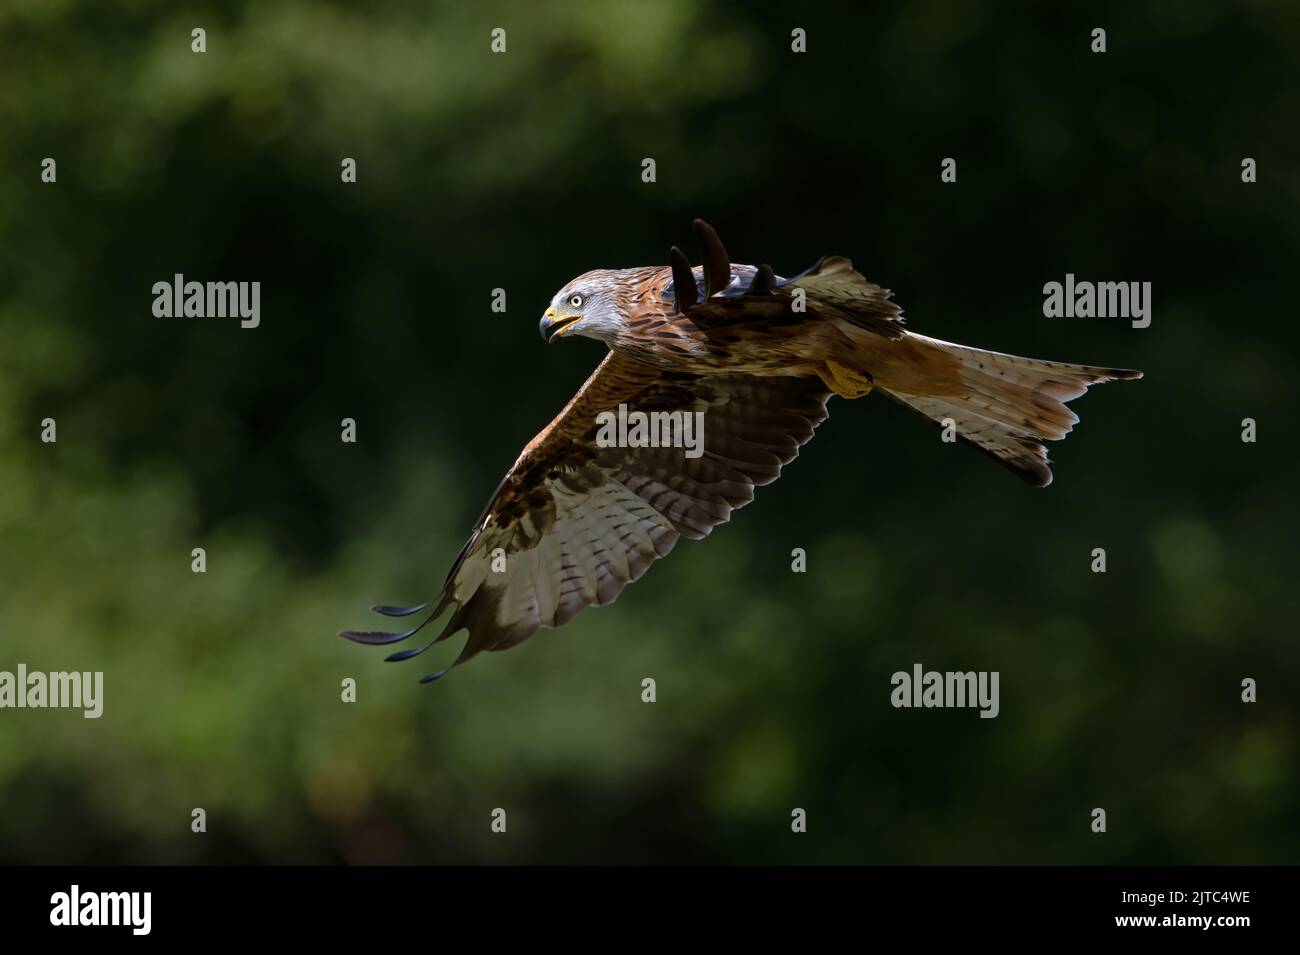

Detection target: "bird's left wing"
[669, 218, 906, 340]
[341, 351, 831, 680]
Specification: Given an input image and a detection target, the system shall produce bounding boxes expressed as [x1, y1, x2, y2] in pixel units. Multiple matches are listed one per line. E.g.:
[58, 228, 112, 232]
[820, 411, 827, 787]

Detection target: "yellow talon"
[817, 361, 874, 399]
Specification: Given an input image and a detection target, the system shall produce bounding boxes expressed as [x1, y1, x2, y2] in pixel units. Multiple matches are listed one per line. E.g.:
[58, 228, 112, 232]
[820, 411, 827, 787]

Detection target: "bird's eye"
[568, 293, 584, 309]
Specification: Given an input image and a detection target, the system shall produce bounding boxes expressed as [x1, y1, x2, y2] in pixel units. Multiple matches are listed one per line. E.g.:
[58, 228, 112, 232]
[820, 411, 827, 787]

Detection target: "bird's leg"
[817, 361, 874, 399]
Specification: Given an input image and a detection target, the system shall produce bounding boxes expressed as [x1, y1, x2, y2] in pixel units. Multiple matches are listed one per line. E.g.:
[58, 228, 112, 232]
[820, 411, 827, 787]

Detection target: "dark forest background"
[1, 0, 1297, 863]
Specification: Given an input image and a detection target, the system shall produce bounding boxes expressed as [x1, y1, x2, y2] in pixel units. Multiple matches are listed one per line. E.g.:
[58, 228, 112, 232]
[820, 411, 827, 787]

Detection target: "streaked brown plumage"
[342, 220, 1141, 682]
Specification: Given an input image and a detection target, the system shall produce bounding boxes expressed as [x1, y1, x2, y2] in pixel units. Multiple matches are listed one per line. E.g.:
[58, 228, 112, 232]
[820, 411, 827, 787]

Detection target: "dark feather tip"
[779, 256, 827, 286]
[339, 628, 417, 646]
[747, 263, 777, 295]
[669, 245, 697, 311]
[371, 602, 429, 617]
[692, 219, 731, 298]
[385, 641, 434, 663]
[419, 670, 449, 685]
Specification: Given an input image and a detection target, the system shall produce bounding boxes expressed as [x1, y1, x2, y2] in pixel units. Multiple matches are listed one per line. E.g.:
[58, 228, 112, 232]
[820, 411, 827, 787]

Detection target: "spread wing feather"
[341, 352, 831, 680]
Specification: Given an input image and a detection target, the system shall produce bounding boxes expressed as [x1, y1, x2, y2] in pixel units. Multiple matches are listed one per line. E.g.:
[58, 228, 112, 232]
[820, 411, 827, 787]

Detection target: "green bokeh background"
[1, 1, 1297, 864]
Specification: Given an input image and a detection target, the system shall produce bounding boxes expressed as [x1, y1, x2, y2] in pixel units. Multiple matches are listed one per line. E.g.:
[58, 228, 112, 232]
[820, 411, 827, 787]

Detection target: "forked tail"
[879, 334, 1142, 486]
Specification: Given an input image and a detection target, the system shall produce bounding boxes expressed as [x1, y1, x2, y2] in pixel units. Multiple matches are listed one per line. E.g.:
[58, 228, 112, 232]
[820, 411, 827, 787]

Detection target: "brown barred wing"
[340, 352, 831, 681]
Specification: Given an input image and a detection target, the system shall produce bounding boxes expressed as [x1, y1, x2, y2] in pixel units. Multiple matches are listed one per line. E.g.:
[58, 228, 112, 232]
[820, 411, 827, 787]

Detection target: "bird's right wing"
[341, 351, 832, 680]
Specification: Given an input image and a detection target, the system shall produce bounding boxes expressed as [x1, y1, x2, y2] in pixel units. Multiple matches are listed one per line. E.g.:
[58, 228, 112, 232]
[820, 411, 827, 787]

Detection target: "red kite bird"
[342, 220, 1141, 681]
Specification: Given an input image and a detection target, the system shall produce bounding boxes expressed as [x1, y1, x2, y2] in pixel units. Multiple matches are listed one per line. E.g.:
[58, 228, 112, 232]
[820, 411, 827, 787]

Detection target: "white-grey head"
[538, 268, 635, 345]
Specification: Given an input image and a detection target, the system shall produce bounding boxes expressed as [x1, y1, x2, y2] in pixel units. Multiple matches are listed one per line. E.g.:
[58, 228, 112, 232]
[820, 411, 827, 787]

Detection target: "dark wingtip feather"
[418, 669, 449, 685]
[669, 245, 697, 312]
[371, 602, 429, 617]
[339, 628, 418, 646]
[778, 256, 828, 286]
[691, 219, 731, 298]
[747, 263, 777, 295]
[384, 640, 436, 662]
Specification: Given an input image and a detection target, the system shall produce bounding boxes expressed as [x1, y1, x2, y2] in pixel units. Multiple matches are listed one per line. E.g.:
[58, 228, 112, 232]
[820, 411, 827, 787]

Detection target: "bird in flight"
[342, 220, 1141, 682]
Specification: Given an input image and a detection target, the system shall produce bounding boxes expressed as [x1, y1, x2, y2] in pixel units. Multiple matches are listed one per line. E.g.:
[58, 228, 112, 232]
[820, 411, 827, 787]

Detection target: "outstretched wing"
[668, 218, 905, 340]
[342, 352, 832, 681]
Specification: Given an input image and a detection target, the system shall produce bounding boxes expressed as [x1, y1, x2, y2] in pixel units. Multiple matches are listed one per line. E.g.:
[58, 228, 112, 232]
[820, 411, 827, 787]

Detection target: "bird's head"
[539, 269, 627, 345]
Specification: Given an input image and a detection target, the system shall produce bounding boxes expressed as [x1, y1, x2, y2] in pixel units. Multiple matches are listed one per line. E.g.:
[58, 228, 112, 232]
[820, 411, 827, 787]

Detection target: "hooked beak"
[539, 306, 582, 344]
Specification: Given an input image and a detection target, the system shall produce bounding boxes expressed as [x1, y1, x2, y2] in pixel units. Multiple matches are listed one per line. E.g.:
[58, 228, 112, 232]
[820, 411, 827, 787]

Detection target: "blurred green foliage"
[0, 0, 1297, 863]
